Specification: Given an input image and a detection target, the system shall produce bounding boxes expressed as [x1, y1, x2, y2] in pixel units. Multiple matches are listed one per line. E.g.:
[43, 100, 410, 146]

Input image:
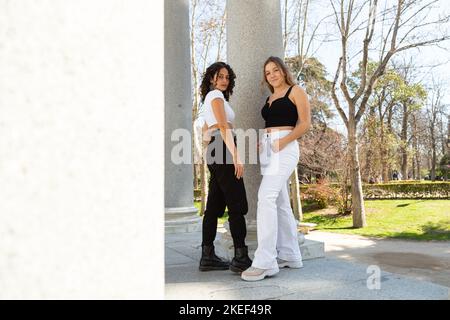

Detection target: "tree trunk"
[431, 153, 436, 180]
[381, 151, 389, 182]
[364, 106, 376, 182]
[412, 113, 421, 180]
[381, 160, 389, 182]
[430, 131, 437, 181]
[383, 107, 395, 182]
[439, 113, 446, 157]
[348, 121, 367, 228]
[416, 151, 421, 180]
[194, 164, 199, 190]
[283, 0, 288, 51]
[378, 113, 389, 182]
[400, 102, 408, 180]
[290, 167, 303, 222]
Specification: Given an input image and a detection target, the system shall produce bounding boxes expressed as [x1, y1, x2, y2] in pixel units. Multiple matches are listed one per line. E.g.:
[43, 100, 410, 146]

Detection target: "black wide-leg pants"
[202, 135, 248, 249]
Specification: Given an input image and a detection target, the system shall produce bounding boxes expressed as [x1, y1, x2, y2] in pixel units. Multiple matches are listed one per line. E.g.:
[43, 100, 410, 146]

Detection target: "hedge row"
[299, 182, 449, 199]
[195, 182, 450, 200]
[362, 182, 449, 199]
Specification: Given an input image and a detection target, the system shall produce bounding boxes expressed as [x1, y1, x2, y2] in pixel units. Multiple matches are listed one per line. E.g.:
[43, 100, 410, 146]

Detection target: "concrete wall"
[0, 0, 164, 299]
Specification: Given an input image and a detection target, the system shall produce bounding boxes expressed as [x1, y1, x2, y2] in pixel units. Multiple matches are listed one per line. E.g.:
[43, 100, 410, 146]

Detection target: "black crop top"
[261, 86, 298, 128]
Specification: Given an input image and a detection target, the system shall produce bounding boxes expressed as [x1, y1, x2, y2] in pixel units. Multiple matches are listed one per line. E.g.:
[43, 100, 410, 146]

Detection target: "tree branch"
[396, 36, 450, 53]
[331, 57, 349, 127]
[354, 0, 378, 103]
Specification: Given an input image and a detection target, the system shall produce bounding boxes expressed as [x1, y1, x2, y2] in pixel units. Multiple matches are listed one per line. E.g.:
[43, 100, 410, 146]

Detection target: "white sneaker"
[241, 266, 279, 281]
[277, 258, 303, 269]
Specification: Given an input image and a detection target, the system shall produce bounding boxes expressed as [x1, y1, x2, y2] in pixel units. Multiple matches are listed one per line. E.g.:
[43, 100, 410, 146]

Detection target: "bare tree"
[427, 79, 445, 180]
[297, 0, 310, 63]
[329, 0, 450, 227]
[370, 69, 400, 182]
[398, 81, 426, 180]
[191, 0, 200, 191]
[282, 0, 336, 74]
[410, 109, 423, 179]
[290, 169, 303, 221]
[216, 10, 226, 61]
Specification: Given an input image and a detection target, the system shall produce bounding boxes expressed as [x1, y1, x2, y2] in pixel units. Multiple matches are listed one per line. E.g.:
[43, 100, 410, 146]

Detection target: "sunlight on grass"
[195, 199, 449, 240]
[303, 200, 450, 241]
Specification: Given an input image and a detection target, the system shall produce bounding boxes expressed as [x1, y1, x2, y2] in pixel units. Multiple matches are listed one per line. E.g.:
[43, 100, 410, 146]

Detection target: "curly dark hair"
[200, 62, 236, 102]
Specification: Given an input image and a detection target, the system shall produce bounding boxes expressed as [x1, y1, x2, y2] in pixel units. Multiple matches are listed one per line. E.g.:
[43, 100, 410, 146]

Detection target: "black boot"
[230, 246, 252, 273]
[199, 245, 229, 271]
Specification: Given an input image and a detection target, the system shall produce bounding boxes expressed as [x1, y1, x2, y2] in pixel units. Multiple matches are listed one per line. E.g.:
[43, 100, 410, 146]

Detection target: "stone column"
[164, 0, 202, 233]
[227, 0, 284, 232]
[215, 0, 324, 261]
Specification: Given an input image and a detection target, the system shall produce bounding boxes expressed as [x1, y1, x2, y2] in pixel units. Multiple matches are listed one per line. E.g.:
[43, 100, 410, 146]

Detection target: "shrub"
[300, 181, 449, 204]
[302, 183, 338, 209]
[363, 182, 449, 199]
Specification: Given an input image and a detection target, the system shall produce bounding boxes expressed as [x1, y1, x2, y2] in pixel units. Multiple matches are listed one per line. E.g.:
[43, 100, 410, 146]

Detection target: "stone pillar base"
[214, 222, 324, 261]
[165, 206, 202, 233]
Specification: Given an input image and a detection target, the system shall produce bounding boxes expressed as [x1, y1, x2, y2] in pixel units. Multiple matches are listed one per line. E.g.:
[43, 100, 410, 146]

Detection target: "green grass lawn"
[303, 200, 450, 241]
[194, 199, 450, 240]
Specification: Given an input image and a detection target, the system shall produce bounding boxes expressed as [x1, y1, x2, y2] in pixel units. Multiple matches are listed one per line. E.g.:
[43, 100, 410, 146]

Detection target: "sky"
[293, 0, 450, 134]
[191, 0, 450, 136]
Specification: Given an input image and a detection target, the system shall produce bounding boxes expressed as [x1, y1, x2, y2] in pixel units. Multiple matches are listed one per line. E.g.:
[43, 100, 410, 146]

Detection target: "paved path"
[165, 231, 449, 300]
[305, 231, 450, 288]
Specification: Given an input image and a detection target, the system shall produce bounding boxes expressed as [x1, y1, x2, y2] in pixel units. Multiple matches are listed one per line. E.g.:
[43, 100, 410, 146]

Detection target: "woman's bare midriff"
[265, 126, 294, 132]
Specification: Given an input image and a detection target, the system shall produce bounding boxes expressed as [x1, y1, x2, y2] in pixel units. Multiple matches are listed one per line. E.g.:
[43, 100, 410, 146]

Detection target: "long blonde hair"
[262, 56, 295, 93]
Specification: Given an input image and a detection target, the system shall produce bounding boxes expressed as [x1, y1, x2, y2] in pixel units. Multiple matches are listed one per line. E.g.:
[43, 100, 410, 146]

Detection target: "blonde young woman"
[241, 56, 311, 281]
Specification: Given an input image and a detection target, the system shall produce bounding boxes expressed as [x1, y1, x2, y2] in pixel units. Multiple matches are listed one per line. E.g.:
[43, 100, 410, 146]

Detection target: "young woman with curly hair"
[198, 62, 252, 273]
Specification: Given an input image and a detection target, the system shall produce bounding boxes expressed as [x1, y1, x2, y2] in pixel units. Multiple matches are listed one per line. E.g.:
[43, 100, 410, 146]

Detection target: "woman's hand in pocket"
[271, 139, 287, 153]
[257, 142, 263, 154]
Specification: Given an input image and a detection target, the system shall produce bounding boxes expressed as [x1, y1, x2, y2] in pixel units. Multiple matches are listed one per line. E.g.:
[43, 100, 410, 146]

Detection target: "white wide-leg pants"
[252, 130, 302, 270]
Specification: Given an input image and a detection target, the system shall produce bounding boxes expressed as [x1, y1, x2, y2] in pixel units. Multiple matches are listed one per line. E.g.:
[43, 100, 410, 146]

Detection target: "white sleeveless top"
[203, 89, 235, 127]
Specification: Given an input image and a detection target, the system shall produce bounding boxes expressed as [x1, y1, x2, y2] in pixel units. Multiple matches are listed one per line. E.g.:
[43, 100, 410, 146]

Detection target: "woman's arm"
[276, 85, 311, 149]
[201, 121, 211, 146]
[211, 98, 244, 178]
